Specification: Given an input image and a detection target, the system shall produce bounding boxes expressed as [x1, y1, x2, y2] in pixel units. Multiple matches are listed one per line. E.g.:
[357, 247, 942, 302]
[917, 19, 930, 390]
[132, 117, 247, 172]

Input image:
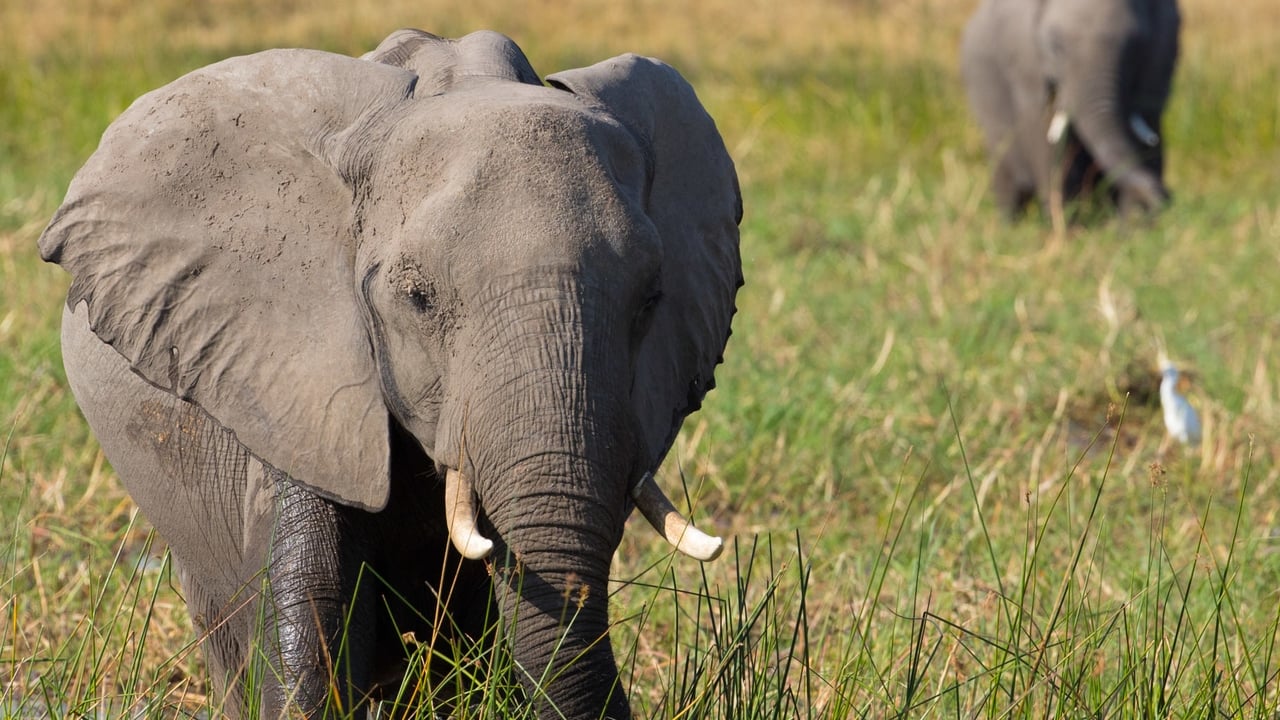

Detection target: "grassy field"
[2, 0, 1279, 716]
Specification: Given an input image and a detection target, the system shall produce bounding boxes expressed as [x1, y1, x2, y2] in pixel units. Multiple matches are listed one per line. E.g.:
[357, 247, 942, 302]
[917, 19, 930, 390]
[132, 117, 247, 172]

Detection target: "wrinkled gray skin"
[962, 0, 1180, 217]
[41, 29, 741, 720]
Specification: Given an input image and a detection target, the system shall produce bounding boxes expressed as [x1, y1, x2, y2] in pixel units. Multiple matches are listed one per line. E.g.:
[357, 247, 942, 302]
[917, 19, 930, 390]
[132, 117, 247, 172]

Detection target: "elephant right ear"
[39, 49, 419, 511]
[547, 56, 743, 474]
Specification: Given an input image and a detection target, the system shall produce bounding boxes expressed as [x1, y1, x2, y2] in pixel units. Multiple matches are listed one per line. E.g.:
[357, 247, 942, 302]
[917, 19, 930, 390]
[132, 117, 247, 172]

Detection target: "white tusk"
[631, 472, 723, 562]
[445, 468, 494, 560]
[1129, 114, 1160, 147]
[1047, 110, 1069, 144]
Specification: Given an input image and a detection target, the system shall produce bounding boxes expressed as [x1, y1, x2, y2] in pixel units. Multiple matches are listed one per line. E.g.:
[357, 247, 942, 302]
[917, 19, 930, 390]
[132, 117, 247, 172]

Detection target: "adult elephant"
[40, 29, 741, 720]
[961, 0, 1181, 217]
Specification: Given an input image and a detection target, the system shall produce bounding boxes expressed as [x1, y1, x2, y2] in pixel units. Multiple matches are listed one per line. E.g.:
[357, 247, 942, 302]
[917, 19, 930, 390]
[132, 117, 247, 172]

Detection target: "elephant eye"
[406, 286, 431, 313]
[396, 271, 434, 314]
[640, 290, 661, 314]
[633, 289, 662, 336]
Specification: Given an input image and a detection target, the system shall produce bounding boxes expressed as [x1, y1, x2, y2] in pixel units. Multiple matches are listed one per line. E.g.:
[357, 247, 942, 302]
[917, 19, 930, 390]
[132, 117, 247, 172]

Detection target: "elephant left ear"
[38, 49, 416, 511]
[547, 56, 743, 472]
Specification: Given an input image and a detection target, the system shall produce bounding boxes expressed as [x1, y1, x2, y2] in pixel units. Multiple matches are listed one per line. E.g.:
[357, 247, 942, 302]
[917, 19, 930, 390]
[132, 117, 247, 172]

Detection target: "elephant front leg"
[990, 121, 1040, 218]
[254, 475, 377, 718]
[992, 150, 1037, 218]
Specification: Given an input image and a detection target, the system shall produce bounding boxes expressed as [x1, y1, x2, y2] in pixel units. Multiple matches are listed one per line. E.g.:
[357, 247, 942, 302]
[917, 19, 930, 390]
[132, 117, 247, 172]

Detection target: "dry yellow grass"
[3, 0, 969, 63]
[5, 0, 1273, 67]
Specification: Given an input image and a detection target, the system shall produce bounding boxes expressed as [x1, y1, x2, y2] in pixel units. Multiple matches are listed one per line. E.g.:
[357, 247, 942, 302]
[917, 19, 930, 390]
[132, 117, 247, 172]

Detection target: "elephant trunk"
[486, 449, 631, 720]
[468, 396, 633, 720]
[1064, 39, 1168, 212]
[434, 279, 636, 719]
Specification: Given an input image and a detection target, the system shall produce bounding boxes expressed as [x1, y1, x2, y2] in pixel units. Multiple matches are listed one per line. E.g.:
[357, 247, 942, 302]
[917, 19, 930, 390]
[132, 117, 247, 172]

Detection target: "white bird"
[1158, 351, 1201, 445]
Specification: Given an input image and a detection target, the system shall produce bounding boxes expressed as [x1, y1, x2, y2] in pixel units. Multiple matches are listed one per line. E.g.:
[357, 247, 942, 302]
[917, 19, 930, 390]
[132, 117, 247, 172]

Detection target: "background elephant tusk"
[1129, 114, 1160, 147]
[445, 468, 494, 560]
[1047, 110, 1069, 144]
[631, 472, 724, 562]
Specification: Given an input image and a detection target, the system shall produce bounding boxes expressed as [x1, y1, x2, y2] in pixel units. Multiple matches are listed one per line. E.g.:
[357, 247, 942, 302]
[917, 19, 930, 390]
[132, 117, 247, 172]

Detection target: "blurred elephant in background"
[41, 29, 741, 720]
[962, 0, 1181, 217]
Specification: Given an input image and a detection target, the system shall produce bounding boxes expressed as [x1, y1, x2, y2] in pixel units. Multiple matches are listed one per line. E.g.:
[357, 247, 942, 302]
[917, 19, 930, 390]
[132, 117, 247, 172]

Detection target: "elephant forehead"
[365, 84, 660, 274]
[381, 82, 647, 188]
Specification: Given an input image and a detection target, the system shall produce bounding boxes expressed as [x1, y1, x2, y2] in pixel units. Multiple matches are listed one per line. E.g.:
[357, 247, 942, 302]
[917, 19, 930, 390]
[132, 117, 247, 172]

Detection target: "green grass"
[3, 0, 1280, 716]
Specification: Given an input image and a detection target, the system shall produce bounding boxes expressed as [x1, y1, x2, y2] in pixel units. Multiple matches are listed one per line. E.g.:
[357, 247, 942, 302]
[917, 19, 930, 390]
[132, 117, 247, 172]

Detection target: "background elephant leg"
[254, 475, 377, 718]
[1061, 139, 1099, 204]
[992, 149, 1036, 218]
[969, 99, 1035, 217]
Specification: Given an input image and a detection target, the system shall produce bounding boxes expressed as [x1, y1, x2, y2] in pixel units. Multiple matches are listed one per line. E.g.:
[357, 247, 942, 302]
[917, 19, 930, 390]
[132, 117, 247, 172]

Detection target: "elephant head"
[39, 29, 741, 719]
[1037, 0, 1181, 212]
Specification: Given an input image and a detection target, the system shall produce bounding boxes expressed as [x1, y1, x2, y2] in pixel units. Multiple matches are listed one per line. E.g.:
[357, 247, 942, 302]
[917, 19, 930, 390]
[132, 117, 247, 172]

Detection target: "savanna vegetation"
[2, 0, 1278, 716]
